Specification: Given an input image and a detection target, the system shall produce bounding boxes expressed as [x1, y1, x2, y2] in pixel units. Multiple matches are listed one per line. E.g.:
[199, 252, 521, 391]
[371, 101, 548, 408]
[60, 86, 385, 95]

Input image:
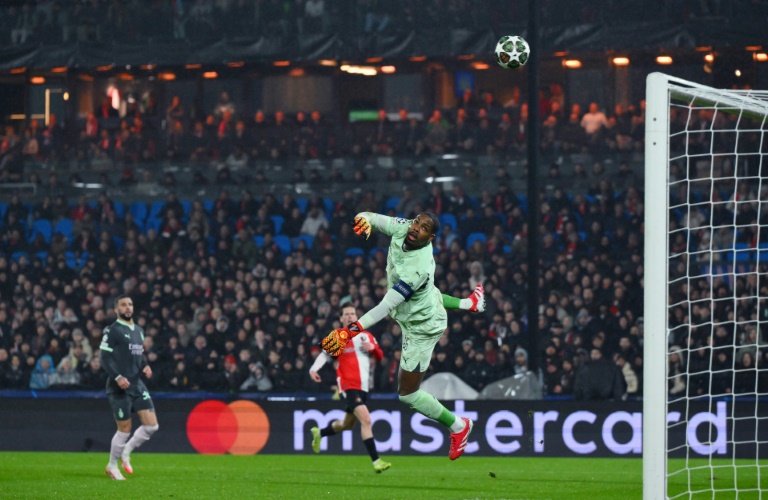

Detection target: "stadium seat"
[180, 200, 192, 220]
[64, 251, 77, 269]
[759, 242, 768, 264]
[203, 199, 214, 214]
[273, 235, 292, 255]
[53, 219, 74, 243]
[253, 235, 265, 248]
[128, 202, 148, 224]
[271, 215, 284, 234]
[465, 232, 487, 249]
[439, 213, 457, 231]
[35, 251, 48, 262]
[345, 247, 365, 258]
[113, 201, 125, 219]
[29, 220, 52, 244]
[145, 218, 162, 234]
[293, 234, 314, 250]
[296, 198, 308, 214]
[384, 197, 400, 212]
[11, 251, 29, 262]
[323, 197, 334, 220]
[113, 236, 124, 253]
[0, 202, 7, 222]
[148, 200, 165, 221]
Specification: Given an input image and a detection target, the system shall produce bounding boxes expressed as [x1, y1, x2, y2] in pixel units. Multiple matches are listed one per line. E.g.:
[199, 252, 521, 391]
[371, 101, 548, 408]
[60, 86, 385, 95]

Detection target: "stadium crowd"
[1, 58, 767, 403]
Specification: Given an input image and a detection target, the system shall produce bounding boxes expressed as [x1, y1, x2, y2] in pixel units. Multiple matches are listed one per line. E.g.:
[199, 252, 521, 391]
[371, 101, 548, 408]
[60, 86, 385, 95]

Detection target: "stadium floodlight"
[644, 72, 768, 499]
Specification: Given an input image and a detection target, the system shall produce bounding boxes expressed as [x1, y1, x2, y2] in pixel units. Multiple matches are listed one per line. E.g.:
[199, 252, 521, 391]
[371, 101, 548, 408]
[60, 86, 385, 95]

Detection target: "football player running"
[322, 211, 485, 460]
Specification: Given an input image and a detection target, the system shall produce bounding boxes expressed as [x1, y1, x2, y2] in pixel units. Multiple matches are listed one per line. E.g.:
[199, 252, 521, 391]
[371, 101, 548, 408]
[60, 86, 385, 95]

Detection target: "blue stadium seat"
[180, 200, 192, 220]
[439, 213, 457, 231]
[54, 219, 74, 243]
[11, 251, 29, 262]
[271, 215, 284, 235]
[296, 198, 308, 214]
[323, 197, 334, 219]
[148, 200, 165, 221]
[759, 242, 768, 264]
[0, 202, 7, 222]
[113, 236, 124, 253]
[64, 251, 77, 268]
[35, 251, 48, 262]
[384, 197, 400, 212]
[29, 219, 52, 244]
[203, 199, 214, 214]
[145, 218, 162, 234]
[129, 202, 148, 224]
[345, 247, 365, 258]
[465, 232, 487, 249]
[273, 235, 292, 255]
[113, 201, 125, 219]
[253, 235, 265, 248]
[293, 234, 314, 250]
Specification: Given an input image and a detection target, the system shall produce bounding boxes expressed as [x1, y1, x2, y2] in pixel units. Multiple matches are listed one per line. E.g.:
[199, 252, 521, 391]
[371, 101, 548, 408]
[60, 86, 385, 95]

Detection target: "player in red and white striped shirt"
[309, 303, 391, 473]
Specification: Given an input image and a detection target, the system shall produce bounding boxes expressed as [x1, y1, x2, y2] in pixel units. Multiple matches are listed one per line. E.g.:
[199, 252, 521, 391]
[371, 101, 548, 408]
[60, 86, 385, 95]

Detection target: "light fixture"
[185, 63, 202, 69]
[78, 74, 95, 81]
[227, 61, 245, 68]
[470, 61, 489, 70]
[158, 72, 176, 81]
[10, 67, 26, 74]
[457, 54, 475, 60]
[656, 55, 673, 65]
[63, 92, 69, 101]
[754, 52, 768, 62]
[553, 51, 568, 57]
[563, 59, 582, 69]
[704, 53, 714, 63]
[365, 57, 382, 63]
[745, 45, 762, 51]
[380, 65, 396, 74]
[140, 64, 156, 70]
[288, 68, 305, 77]
[30, 76, 45, 84]
[117, 73, 134, 81]
[735, 69, 742, 77]
[51, 67, 68, 73]
[203, 71, 218, 79]
[273, 61, 291, 67]
[612, 57, 630, 66]
[96, 65, 113, 71]
[319, 59, 337, 67]
[409, 56, 427, 62]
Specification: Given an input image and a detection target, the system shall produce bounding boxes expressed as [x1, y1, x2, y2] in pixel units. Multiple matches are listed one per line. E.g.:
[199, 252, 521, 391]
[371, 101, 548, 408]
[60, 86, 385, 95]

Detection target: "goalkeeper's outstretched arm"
[354, 212, 410, 238]
[442, 283, 486, 313]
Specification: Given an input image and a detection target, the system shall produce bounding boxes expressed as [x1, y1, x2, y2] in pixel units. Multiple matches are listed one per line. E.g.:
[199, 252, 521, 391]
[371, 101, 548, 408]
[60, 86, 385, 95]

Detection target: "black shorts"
[107, 381, 155, 421]
[341, 389, 368, 413]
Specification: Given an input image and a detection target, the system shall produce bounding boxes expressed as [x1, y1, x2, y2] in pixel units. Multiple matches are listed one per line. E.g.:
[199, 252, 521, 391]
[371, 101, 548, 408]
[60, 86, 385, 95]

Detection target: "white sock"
[109, 431, 131, 467]
[449, 418, 466, 433]
[124, 424, 159, 457]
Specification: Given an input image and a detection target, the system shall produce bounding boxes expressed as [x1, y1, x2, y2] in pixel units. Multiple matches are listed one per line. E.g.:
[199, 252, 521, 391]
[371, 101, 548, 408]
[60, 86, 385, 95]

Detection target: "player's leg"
[396, 327, 473, 460]
[120, 388, 158, 474]
[311, 396, 357, 453]
[352, 402, 391, 473]
[106, 393, 131, 480]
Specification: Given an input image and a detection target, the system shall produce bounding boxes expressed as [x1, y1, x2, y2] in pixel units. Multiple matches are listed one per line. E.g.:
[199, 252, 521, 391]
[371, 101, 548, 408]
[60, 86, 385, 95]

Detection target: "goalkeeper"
[322, 211, 485, 460]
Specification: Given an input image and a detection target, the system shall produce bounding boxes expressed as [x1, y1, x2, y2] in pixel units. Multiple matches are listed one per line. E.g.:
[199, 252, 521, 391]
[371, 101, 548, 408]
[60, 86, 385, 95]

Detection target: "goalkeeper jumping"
[322, 211, 485, 460]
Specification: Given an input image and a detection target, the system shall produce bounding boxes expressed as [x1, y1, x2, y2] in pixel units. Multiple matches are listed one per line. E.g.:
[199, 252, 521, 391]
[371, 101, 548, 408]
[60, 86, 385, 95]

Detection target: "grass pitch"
[0, 452, 764, 499]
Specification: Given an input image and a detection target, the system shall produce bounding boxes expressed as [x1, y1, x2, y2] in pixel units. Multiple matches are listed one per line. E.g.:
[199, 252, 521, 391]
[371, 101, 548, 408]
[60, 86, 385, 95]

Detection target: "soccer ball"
[495, 35, 530, 70]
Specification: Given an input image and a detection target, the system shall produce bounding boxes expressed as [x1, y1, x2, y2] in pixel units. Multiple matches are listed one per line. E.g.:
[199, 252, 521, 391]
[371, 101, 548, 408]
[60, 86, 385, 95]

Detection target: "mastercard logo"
[186, 400, 270, 455]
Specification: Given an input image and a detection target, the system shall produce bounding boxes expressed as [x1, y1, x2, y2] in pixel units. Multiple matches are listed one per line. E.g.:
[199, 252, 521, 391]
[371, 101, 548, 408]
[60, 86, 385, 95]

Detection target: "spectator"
[574, 348, 625, 401]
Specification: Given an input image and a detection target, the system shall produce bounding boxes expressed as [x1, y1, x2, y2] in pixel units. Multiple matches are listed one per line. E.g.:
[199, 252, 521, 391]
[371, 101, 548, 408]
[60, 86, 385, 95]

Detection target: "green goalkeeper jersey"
[360, 213, 445, 328]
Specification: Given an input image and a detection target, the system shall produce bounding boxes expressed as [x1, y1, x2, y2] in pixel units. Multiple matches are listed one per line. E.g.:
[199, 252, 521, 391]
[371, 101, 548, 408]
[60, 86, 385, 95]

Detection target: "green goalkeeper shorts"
[397, 312, 447, 373]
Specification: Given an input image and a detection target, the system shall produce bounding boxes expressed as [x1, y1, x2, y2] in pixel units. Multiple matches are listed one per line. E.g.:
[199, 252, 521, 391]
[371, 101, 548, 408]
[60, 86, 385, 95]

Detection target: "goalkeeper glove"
[321, 321, 363, 357]
[353, 216, 372, 240]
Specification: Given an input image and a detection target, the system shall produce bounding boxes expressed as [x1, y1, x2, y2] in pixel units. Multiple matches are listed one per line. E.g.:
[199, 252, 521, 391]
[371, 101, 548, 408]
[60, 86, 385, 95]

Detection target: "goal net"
[644, 72, 768, 499]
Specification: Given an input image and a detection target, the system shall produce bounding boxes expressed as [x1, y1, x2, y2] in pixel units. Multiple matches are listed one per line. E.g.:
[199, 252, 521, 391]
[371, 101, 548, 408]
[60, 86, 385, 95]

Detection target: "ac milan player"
[308, 302, 391, 473]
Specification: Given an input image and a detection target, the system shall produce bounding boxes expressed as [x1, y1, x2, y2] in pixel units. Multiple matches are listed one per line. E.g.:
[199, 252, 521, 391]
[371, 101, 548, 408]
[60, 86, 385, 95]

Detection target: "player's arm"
[353, 212, 410, 239]
[442, 283, 486, 313]
[99, 328, 129, 388]
[308, 351, 331, 383]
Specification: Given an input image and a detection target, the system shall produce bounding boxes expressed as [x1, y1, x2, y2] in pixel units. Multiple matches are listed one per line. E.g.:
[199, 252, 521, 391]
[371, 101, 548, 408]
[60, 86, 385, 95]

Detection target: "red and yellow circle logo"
[186, 400, 270, 455]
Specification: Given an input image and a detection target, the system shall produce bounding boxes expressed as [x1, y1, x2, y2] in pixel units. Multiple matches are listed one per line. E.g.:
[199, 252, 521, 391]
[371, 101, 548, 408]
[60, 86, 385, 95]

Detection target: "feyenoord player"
[309, 302, 392, 473]
[100, 295, 159, 480]
[321, 212, 485, 460]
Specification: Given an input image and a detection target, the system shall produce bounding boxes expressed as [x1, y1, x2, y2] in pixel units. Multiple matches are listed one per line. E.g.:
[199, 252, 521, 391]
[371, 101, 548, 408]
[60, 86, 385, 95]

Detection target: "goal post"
[644, 72, 768, 499]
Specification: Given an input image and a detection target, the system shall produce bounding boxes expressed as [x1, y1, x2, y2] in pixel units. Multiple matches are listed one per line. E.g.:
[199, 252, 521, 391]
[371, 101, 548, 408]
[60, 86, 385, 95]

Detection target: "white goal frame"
[644, 72, 768, 500]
